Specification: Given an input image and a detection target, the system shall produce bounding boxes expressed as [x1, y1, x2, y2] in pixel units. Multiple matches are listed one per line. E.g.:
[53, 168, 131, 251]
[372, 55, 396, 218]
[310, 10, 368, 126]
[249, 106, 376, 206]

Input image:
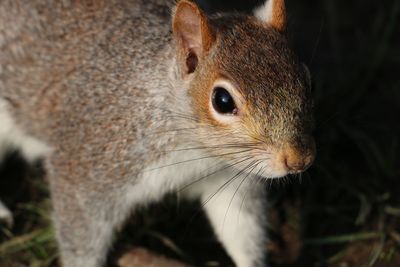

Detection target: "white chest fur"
[0, 98, 50, 162]
[124, 148, 225, 205]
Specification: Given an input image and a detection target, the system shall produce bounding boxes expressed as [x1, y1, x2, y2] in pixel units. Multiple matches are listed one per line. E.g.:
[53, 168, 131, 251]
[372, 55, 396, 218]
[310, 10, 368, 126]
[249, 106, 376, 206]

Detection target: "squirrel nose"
[282, 146, 315, 173]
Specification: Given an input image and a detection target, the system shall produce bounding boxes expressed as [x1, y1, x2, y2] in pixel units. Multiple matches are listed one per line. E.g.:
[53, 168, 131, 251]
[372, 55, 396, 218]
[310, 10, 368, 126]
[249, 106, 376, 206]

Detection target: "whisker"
[199, 160, 257, 211]
[141, 149, 254, 174]
[181, 158, 256, 241]
[222, 160, 262, 230]
[166, 143, 266, 153]
[184, 160, 258, 233]
[238, 166, 265, 223]
[178, 156, 255, 193]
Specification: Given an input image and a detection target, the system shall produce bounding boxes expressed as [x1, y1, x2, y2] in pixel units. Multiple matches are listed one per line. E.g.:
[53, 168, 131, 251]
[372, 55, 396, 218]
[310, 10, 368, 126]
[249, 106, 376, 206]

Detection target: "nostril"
[291, 162, 305, 172]
[283, 156, 289, 170]
[281, 145, 315, 174]
[283, 154, 307, 173]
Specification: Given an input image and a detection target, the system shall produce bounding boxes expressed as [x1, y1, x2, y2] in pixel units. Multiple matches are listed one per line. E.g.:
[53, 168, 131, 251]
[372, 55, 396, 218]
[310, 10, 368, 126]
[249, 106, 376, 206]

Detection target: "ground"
[0, 0, 399, 266]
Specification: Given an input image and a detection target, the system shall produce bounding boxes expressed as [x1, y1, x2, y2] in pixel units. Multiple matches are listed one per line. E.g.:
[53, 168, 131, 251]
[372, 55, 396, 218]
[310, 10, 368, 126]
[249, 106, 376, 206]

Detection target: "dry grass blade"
[304, 232, 385, 245]
[0, 227, 54, 256]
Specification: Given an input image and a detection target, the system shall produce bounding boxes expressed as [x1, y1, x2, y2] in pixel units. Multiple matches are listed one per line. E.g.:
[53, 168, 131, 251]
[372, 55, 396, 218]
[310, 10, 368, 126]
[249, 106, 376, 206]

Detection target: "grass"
[290, 0, 400, 265]
[1, 0, 400, 266]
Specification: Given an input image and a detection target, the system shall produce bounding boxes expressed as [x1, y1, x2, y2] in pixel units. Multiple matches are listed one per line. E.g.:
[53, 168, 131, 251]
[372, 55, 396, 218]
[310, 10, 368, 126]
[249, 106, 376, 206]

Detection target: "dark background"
[1, 0, 399, 266]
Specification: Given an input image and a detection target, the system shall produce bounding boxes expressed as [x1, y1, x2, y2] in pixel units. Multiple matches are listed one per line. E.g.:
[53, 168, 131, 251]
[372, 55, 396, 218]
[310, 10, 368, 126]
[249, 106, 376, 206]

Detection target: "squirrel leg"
[197, 172, 268, 267]
[50, 176, 130, 267]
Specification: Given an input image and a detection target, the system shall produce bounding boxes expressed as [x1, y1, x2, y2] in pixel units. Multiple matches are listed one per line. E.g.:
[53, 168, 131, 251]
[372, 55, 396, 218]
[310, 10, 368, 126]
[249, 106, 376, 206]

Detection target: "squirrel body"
[0, 0, 315, 266]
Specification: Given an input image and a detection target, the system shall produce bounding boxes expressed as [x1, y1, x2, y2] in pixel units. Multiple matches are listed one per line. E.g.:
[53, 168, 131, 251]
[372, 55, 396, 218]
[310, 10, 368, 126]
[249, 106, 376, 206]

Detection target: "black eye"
[212, 87, 237, 115]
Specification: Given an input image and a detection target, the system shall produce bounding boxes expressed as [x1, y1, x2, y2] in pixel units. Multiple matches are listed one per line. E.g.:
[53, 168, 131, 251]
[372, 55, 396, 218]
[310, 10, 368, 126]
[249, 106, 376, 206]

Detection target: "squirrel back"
[1, 0, 314, 186]
[0, 1, 315, 266]
[1, 0, 180, 180]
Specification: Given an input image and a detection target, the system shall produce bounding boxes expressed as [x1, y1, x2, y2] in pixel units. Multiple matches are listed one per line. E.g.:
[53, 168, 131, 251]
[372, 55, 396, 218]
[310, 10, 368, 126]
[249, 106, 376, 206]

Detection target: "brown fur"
[0, 1, 314, 266]
[191, 13, 313, 147]
[271, 0, 286, 31]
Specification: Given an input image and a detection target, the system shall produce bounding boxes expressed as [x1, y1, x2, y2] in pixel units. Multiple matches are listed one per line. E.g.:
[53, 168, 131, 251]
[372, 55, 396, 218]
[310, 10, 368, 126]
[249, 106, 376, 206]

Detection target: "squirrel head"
[172, 0, 315, 178]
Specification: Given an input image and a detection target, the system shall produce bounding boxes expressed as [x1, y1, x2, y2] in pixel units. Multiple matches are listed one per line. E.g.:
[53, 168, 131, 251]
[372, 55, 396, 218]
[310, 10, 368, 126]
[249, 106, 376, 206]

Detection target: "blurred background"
[1, 0, 399, 266]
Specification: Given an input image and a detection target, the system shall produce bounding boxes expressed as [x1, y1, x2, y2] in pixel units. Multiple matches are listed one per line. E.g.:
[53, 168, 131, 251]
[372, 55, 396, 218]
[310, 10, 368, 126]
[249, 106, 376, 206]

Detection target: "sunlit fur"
[0, 99, 50, 163]
[0, 199, 13, 227]
[186, 14, 314, 178]
[0, 1, 314, 267]
[253, 0, 286, 31]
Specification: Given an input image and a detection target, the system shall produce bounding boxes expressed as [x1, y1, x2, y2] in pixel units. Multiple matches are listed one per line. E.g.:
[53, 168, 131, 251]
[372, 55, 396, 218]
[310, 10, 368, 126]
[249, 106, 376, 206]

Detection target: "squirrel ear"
[253, 0, 286, 31]
[172, 0, 215, 75]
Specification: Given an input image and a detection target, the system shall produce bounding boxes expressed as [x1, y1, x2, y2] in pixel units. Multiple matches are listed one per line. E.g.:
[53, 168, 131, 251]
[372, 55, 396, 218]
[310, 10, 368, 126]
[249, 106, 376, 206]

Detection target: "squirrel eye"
[212, 87, 238, 115]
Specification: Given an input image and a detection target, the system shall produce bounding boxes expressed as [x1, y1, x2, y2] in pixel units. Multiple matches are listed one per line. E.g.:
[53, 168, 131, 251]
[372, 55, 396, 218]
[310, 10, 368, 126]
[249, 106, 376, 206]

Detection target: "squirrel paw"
[0, 200, 13, 228]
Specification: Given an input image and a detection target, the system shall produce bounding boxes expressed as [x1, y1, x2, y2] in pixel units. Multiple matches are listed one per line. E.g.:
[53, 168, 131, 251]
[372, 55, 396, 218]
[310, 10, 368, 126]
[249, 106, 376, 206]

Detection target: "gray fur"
[0, 1, 314, 266]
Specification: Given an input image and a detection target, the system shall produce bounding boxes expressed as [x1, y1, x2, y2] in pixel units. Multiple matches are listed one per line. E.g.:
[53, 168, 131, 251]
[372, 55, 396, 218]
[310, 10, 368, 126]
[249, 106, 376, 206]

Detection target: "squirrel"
[0, 0, 315, 266]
